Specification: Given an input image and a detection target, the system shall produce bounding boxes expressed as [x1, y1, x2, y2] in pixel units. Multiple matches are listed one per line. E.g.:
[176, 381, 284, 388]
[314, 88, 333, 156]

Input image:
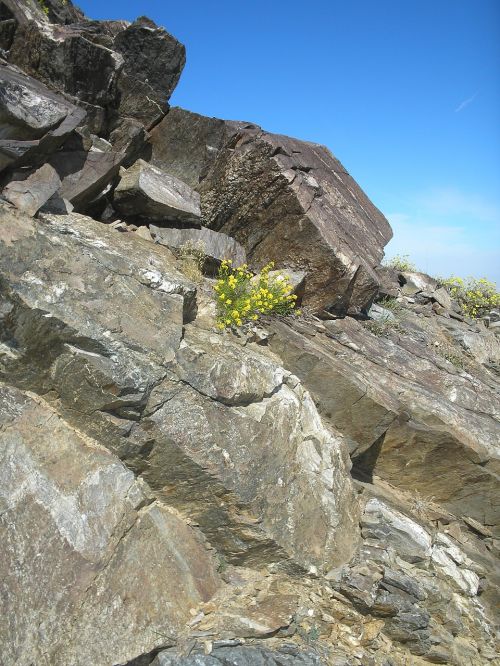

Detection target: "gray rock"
[0, 384, 220, 666]
[2, 163, 61, 215]
[114, 159, 201, 223]
[110, 116, 149, 167]
[368, 302, 396, 322]
[151, 224, 246, 272]
[49, 149, 122, 209]
[0, 203, 196, 414]
[138, 327, 359, 572]
[0, 61, 86, 172]
[400, 271, 438, 296]
[152, 646, 324, 666]
[361, 499, 432, 563]
[112, 16, 186, 128]
[432, 286, 454, 311]
[269, 316, 500, 535]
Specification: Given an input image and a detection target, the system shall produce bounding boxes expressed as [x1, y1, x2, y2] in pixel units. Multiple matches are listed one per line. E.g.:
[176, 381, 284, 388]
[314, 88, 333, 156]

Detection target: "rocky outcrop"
[269, 310, 500, 536]
[0, 61, 86, 171]
[1, 0, 185, 131]
[148, 110, 393, 315]
[0, 2, 498, 664]
[199, 130, 392, 314]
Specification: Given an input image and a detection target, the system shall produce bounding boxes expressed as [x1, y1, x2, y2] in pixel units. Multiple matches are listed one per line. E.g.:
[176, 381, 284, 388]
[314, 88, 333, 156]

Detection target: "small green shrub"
[214, 260, 299, 329]
[440, 276, 500, 319]
[384, 254, 417, 272]
[37, 0, 50, 15]
[440, 346, 467, 371]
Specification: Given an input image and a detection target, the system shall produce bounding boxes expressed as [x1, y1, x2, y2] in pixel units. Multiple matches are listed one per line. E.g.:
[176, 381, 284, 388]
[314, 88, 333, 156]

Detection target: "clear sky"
[78, 0, 500, 282]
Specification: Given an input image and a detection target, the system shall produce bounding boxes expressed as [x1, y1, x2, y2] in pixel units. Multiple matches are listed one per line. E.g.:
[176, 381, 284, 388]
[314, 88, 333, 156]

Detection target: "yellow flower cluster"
[441, 276, 499, 319]
[214, 260, 299, 329]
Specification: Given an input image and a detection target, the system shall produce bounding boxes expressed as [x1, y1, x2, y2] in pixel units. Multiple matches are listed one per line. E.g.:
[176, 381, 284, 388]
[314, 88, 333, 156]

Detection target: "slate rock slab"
[151, 224, 246, 272]
[114, 159, 201, 223]
[2, 162, 61, 215]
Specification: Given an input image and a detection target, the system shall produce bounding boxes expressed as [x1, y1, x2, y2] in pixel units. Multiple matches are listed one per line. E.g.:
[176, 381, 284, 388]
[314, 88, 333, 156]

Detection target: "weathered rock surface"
[0, 383, 220, 666]
[114, 159, 201, 223]
[199, 129, 392, 314]
[269, 313, 500, 536]
[149, 110, 392, 314]
[1, 0, 185, 131]
[1, 2, 498, 664]
[2, 162, 60, 214]
[0, 202, 359, 576]
[49, 148, 122, 209]
[148, 107, 255, 188]
[152, 646, 323, 665]
[112, 16, 186, 128]
[0, 61, 86, 171]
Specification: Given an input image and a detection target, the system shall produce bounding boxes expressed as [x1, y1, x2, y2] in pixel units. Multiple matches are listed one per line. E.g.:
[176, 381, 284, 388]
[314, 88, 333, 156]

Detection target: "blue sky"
[79, 0, 500, 282]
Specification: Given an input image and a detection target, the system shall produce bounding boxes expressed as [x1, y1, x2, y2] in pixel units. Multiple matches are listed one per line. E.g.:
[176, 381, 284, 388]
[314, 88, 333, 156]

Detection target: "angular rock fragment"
[0, 61, 86, 171]
[114, 159, 201, 223]
[112, 16, 186, 128]
[361, 499, 432, 563]
[2, 163, 60, 215]
[151, 224, 246, 272]
[0, 384, 219, 666]
[109, 116, 149, 167]
[49, 149, 122, 209]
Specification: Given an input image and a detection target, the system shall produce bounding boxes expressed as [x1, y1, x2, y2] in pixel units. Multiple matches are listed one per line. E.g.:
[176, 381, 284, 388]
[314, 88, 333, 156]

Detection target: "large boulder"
[148, 107, 255, 188]
[0, 383, 220, 666]
[200, 129, 392, 314]
[113, 159, 201, 223]
[149, 110, 393, 314]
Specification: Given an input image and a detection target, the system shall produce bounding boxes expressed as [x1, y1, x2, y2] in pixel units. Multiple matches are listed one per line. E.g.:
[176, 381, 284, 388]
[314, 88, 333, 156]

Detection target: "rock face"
[149, 111, 393, 314]
[0, 2, 499, 665]
[0, 384, 219, 666]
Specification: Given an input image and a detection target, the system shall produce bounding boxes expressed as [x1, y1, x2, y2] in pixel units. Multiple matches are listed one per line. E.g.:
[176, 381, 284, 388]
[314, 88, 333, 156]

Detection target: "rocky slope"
[0, 2, 499, 665]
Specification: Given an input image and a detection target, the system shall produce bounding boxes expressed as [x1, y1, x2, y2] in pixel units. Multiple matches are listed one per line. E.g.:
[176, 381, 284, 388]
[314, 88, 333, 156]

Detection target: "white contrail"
[455, 92, 478, 112]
